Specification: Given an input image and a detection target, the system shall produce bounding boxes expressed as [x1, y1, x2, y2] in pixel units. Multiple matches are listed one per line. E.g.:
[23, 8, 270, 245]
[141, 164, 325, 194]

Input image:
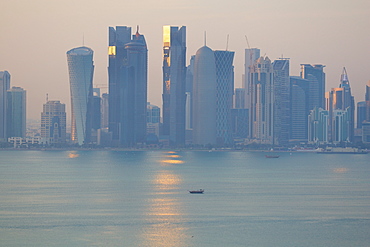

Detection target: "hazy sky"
[1, 0, 369, 120]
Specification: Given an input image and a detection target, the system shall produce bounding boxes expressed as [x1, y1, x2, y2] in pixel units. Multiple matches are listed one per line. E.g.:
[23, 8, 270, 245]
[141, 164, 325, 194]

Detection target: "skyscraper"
[108, 26, 132, 144]
[6, 87, 26, 138]
[192, 45, 217, 146]
[124, 29, 148, 146]
[357, 101, 366, 129]
[308, 107, 329, 144]
[162, 26, 186, 147]
[326, 68, 355, 142]
[244, 48, 260, 109]
[41, 100, 66, 144]
[66, 46, 94, 145]
[290, 76, 310, 142]
[101, 93, 109, 129]
[108, 26, 148, 147]
[300, 64, 326, 109]
[366, 81, 370, 122]
[214, 50, 235, 146]
[273, 59, 290, 145]
[0, 71, 10, 141]
[249, 56, 274, 144]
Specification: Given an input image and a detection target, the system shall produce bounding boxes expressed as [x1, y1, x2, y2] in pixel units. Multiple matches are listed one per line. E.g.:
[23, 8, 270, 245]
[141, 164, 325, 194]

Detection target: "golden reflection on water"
[161, 152, 185, 165]
[140, 157, 188, 246]
[68, 152, 79, 158]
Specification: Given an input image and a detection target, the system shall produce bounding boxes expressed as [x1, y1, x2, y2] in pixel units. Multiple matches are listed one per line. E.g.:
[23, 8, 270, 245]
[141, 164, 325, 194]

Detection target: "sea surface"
[0, 150, 369, 246]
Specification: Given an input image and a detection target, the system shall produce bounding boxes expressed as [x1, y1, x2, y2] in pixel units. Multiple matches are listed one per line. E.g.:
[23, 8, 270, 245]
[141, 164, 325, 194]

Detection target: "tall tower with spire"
[326, 67, 355, 143]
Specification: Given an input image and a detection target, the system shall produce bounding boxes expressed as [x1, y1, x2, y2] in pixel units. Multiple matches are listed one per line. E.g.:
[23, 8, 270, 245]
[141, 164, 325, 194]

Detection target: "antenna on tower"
[46, 93, 48, 102]
[82, 33, 85, 46]
[226, 34, 229, 51]
[204, 31, 207, 46]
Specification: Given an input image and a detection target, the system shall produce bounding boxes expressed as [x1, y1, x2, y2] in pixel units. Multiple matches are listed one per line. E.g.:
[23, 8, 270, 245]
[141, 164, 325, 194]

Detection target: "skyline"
[1, 0, 369, 120]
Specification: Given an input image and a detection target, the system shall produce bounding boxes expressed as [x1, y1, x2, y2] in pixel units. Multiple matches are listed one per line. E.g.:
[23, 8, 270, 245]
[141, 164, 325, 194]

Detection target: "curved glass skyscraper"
[192, 46, 217, 145]
[67, 46, 94, 145]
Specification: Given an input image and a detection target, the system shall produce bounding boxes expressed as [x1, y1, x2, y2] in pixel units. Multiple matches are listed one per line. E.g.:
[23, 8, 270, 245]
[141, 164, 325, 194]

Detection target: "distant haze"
[1, 0, 369, 120]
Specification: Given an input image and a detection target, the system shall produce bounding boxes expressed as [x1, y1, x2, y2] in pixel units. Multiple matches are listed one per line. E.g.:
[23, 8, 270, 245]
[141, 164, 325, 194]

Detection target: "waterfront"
[0, 150, 369, 246]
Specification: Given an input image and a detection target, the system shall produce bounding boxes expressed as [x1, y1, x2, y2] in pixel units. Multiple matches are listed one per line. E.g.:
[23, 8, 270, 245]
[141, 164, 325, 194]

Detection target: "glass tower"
[67, 46, 94, 145]
[249, 56, 274, 144]
[162, 26, 186, 147]
[300, 64, 326, 109]
[214, 50, 235, 146]
[6, 87, 26, 138]
[108, 26, 148, 147]
[273, 59, 290, 145]
[192, 46, 217, 146]
[0, 71, 10, 141]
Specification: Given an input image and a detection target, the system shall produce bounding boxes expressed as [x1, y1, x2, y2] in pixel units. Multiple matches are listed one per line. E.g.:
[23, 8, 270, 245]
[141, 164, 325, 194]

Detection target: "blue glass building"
[67, 46, 94, 145]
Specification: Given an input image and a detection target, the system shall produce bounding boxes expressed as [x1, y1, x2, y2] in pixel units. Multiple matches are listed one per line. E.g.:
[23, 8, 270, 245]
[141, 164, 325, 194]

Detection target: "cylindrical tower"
[192, 46, 217, 146]
[66, 46, 94, 145]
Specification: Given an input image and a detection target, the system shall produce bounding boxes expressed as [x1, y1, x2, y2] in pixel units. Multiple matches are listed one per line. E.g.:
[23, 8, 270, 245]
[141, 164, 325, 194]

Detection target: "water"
[0, 150, 369, 246]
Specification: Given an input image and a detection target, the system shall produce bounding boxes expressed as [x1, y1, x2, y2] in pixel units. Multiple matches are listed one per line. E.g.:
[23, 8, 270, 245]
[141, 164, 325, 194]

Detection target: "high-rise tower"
[300, 64, 326, 109]
[162, 26, 186, 147]
[273, 59, 290, 145]
[108, 26, 148, 147]
[366, 81, 370, 122]
[108, 26, 132, 144]
[0, 71, 10, 141]
[326, 68, 355, 142]
[244, 48, 260, 109]
[41, 100, 66, 144]
[290, 76, 310, 142]
[6, 87, 26, 138]
[214, 50, 235, 146]
[249, 56, 274, 144]
[67, 46, 94, 145]
[192, 46, 217, 146]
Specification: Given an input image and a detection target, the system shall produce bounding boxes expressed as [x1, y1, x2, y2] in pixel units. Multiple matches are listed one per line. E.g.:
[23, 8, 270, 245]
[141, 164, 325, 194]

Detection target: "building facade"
[300, 64, 326, 109]
[108, 26, 132, 144]
[214, 50, 235, 146]
[0, 71, 10, 141]
[290, 76, 310, 142]
[326, 68, 355, 142]
[308, 107, 329, 144]
[244, 48, 260, 109]
[357, 101, 366, 129]
[41, 100, 66, 144]
[249, 56, 274, 144]
[7, 87, 26, 138]
[162, 26, 187, 147]
[272, 59, 290, 145]
[192, 46, 217, 146]
[108, 26, 148, 147]
[66, 46, 94, 145]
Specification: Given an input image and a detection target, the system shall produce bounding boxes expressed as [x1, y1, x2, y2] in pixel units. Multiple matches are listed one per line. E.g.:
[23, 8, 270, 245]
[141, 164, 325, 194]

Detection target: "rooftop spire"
[340, 67, 350, 88]
[135, 25, 140, 38]
[204, 31, 207, 46]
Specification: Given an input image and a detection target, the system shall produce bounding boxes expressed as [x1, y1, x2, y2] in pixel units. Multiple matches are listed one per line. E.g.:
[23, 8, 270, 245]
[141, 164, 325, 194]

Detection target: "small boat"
[189, 189, 204, 194]
[265, 155, 280, 158]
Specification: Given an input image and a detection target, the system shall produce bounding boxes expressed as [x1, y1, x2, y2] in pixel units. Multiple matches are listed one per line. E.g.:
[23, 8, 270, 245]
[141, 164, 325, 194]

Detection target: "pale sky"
[1, 0, 369, 120]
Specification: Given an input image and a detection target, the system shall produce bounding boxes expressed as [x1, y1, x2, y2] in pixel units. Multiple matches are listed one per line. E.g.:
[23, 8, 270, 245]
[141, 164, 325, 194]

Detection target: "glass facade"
[66, 46, 94, 145]
[0, 71, 10, 141]
[162, 26, 186, 147]
[6, 87, 26, 138]
[214, 50, 235, 146]
[249, 57, 274, 144]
